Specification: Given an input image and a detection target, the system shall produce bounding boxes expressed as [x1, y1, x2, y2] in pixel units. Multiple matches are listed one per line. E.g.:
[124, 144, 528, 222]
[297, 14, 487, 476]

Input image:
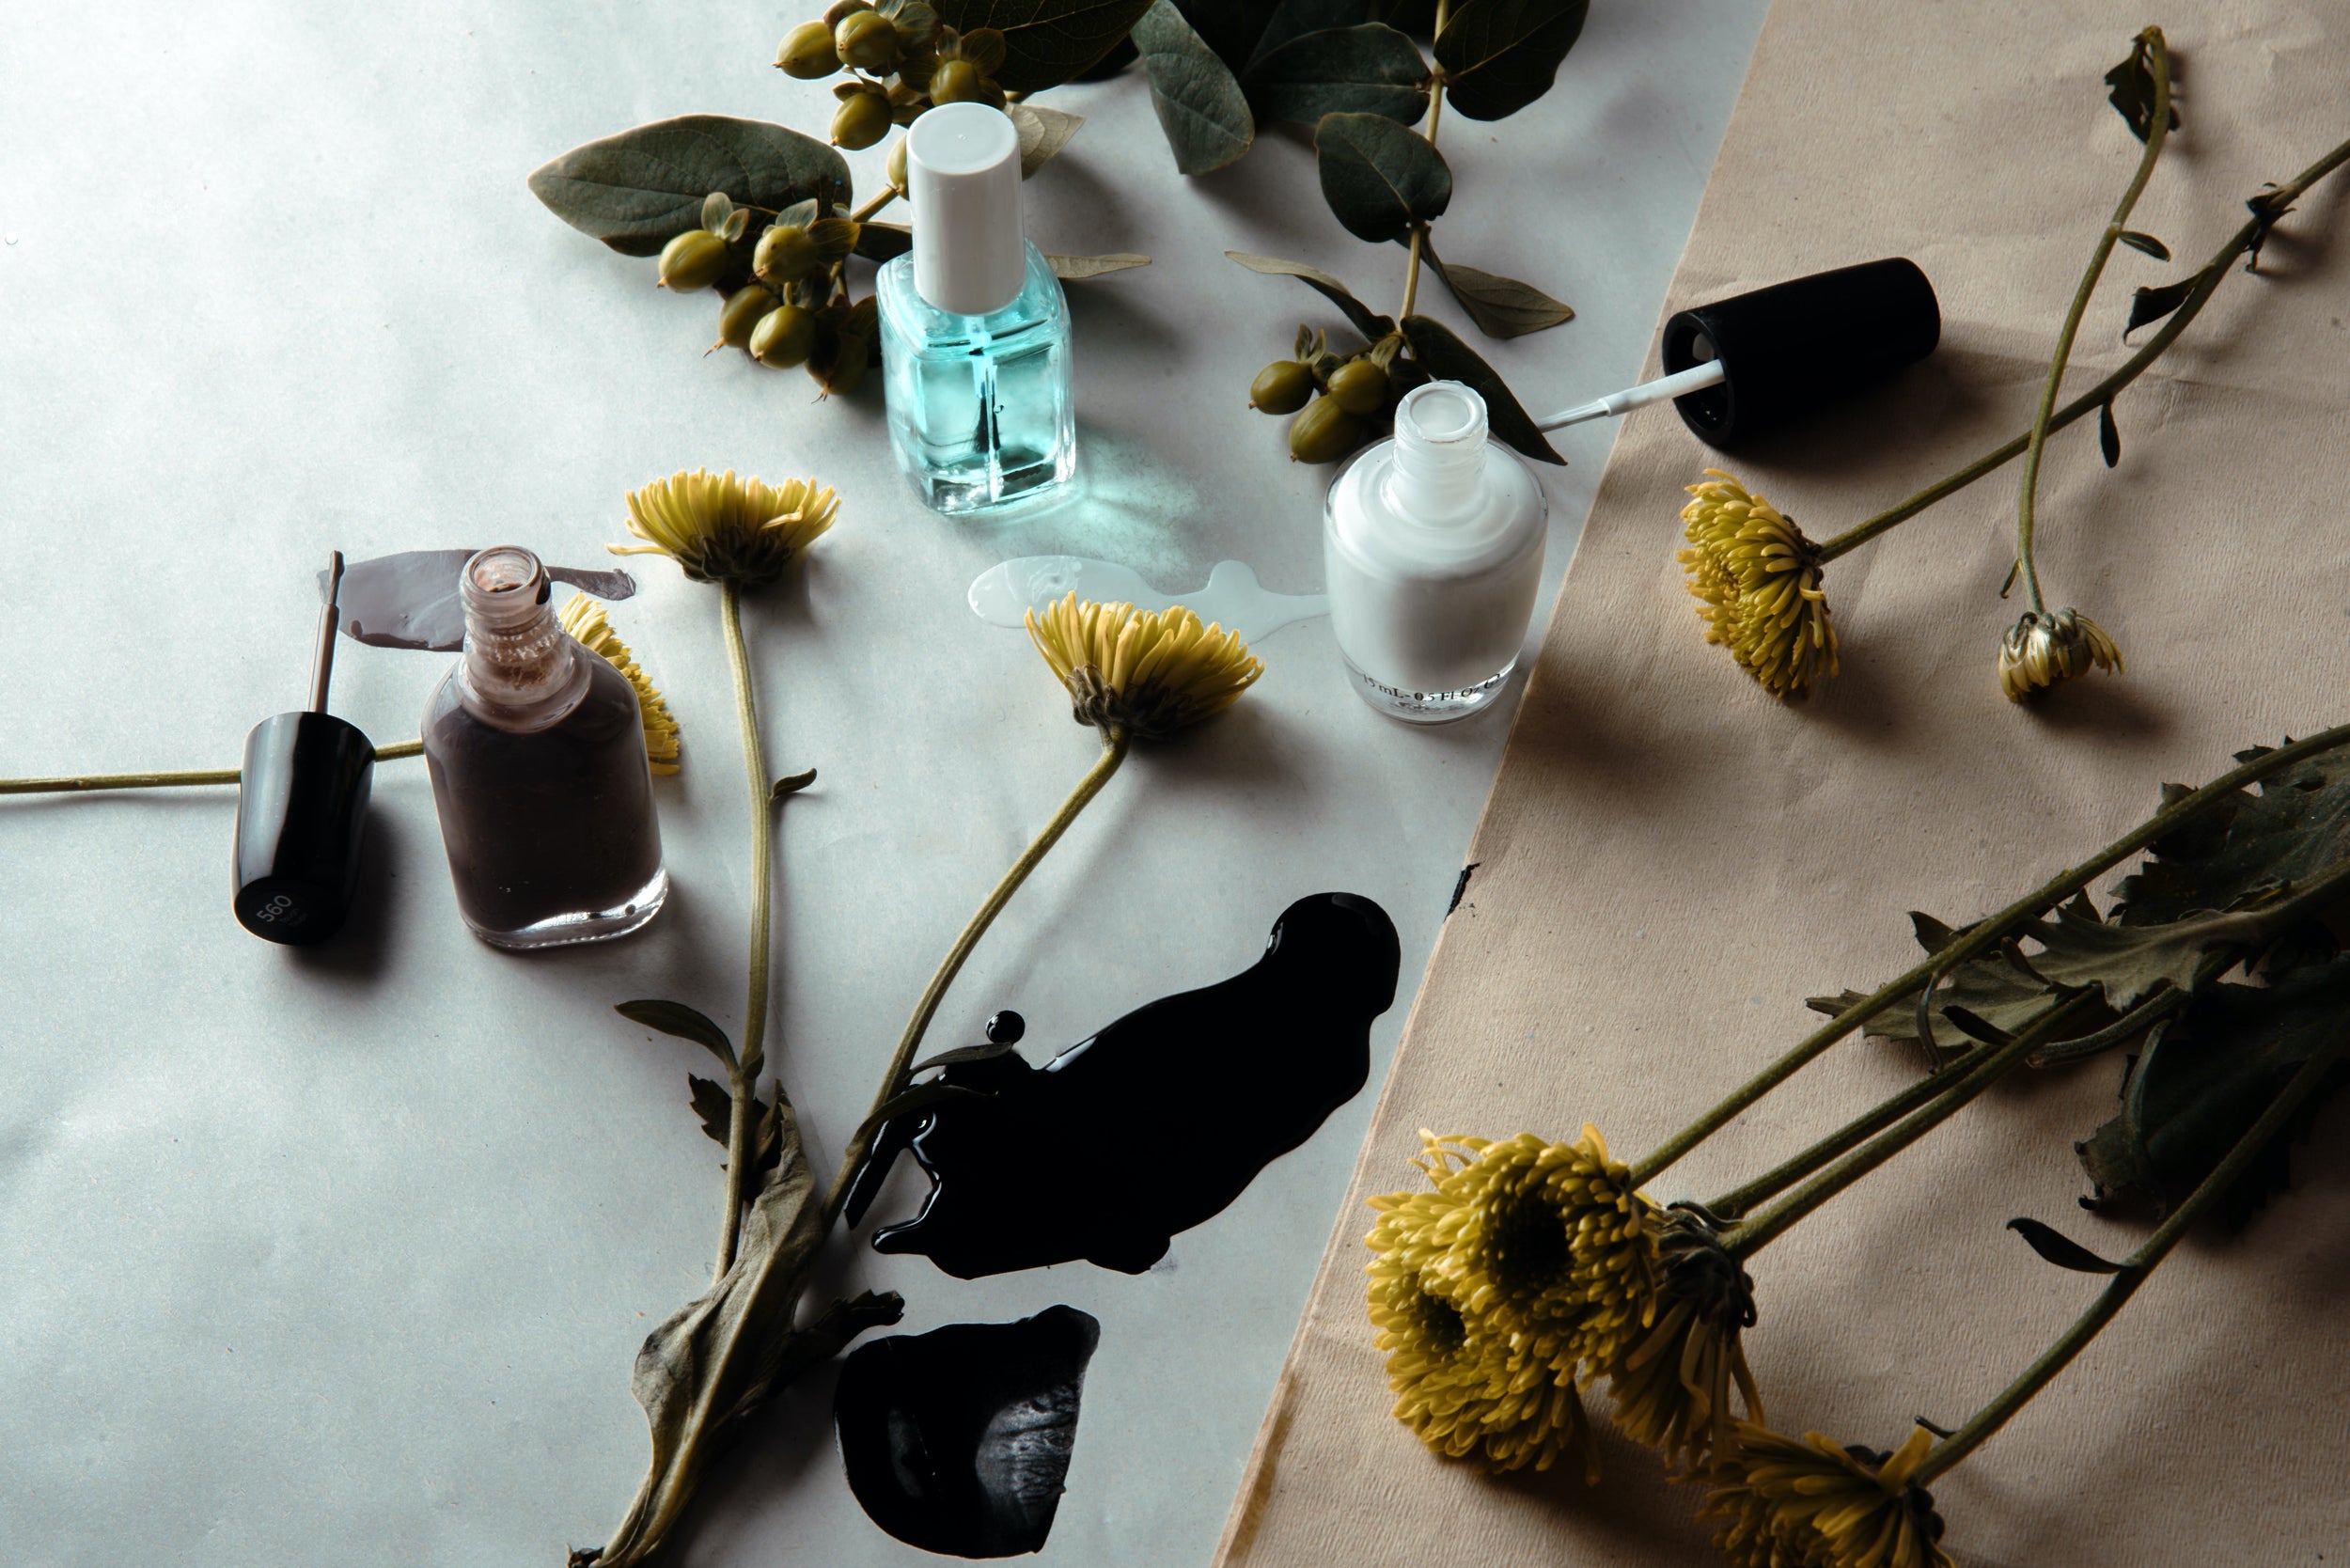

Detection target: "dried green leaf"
[2078, 957, 2350, 1223]
[2098, 399, 2121, 467]
[2005, 1217, 2125, 1274]
[2103, 36, 2178, 144]
[1133, 0, 1255, 173]
[772, 767, 819, 797]
[1225, 249, 1395, 341]
[617, 999, 737, 1069]
[1433, 0, 1589, 122]
[1007, 102, 1086, 177]
[1246, 23, 1429, 124]
[1425, 244, 1573, 337]
[2112, 741, 2350, 927]
[1313, 112, 1449, 243]
[1047, 251, 1152, 279]
[528, 117, 852, 258]
[1398, 313, 1561, 463]
[930, 0, 1157, 90]
[688, 1074, 734, 1147]
[2124, 275, 2198, 337]
[2118, 229, 2170, 260]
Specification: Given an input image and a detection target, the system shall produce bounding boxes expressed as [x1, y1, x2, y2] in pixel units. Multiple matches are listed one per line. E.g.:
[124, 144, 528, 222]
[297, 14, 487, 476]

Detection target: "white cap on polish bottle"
[907, 102, 1026, 317]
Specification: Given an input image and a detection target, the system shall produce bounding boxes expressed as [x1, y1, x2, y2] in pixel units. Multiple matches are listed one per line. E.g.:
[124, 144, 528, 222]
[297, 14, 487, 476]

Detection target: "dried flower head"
[1024, 593, 1263, 741]
[1679, 471, 1840, 699]
[612, 468, 838, 590]
[1998, 606, 2123, 701]
[1705, 1424, 1953, 1568]
[559, 595, 682, 775]
[1413, 1127, 1658, 1382]
[1605, 1205, 1762, 1473]
[1366, 1169, 1599, 1479]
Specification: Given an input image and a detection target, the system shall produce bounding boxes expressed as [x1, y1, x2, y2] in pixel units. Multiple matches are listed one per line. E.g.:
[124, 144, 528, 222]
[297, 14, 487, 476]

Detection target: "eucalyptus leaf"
[2078, 957, 2350, 1223]
[528, 116, 852, 258]
[1247, 0, 1379, 68]
[1225, 250, 1395, 341]
[932, 0, 1158, 91]
[1073, 33, 1139, 77]
[1047, 252, 1153, 279]
[1399, 313, 1561, 463]
[1007, 102, 1086, 177]
[1434, 0, 1589, 122]
[2111, 741, 2350, 928]
[1314, 112, 1449, 243]
[1426, 244, 1574, 337]
[2118, 229, 2171, 260]
[1133, 0, 1256, 174]
[618, 999, 737, 1069]
[2005, 1217, 2126, 1274]
[1246, 23, 1429, 124]
[2125, 275, 2198, 336]
[854, 221, 914, 262]
[1174, 0, 1276, 71]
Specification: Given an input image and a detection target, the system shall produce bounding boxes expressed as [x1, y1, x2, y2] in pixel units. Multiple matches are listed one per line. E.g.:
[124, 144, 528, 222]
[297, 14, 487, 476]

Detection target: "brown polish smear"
[834, 1307, 1101, 1559]
[849, 893, 1402, 1278]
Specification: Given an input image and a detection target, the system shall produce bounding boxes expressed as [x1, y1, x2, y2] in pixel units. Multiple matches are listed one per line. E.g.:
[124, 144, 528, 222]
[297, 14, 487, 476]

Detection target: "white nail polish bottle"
[1323, 381, 1548, 723]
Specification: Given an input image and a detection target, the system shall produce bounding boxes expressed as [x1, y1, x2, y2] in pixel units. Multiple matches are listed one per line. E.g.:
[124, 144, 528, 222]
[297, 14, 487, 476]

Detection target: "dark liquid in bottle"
[422, 655, 662, 937]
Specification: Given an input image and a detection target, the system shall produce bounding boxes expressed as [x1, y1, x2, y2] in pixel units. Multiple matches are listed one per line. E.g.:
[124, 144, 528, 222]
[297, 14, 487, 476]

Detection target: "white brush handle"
[1535, 359, 1725, 432]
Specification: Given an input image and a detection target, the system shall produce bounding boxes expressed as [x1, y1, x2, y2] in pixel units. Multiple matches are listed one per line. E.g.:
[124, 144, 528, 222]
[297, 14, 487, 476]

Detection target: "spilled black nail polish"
[857, 892, 1402, 1278]
[330, 549, 638, 651]
[834, 1306, 1101, 1559]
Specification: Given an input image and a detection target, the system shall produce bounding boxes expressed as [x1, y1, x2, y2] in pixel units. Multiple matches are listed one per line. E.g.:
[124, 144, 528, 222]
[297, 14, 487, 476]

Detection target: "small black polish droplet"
[861, 892, 1402, 1278]
[835, 1306, 1101, 1559]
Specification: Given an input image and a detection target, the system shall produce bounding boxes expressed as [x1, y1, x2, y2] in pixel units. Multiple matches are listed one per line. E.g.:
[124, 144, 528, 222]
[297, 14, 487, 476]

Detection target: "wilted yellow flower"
[1705, 1424, 1952, 1568]
[559, 595, 682, 775]
[1605, 1205, 1762, 1473]
[1680, 471, 1840, 699]
[611, 468, 838, 589]
[1413, 1128, 1658, 1382]
[1024, 593, 1262, 741]
[1998, 605, 2123, 701]
[1367, 1184, 1599, 1479]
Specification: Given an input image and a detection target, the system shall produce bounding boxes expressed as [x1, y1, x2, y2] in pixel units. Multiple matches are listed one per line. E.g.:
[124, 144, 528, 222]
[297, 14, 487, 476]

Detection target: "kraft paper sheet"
[1213, 3, 2350, 1564]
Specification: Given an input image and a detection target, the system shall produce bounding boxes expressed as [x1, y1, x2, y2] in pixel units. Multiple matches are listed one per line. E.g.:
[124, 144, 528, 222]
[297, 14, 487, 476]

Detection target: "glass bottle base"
[910, 446, 1075, 517]
[464, 866, 670, 950]
[1343, 656, 1517, 725]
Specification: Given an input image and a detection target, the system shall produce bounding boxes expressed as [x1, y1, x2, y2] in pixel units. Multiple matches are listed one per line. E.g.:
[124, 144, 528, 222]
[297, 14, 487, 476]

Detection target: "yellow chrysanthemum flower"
[1366, 1173, 1599, 1480]
[1414, 1128, 1659, 1383]
[559, 595, 682, 775]
[611, 468, 838, 589]
[1024, 593, 1263, 741]
[1679, 471, 1840, 699]
[1705, 1424, 1953, 1568]
[1605, 1206, 1762, 1474]
[1997, 605, 2123, 702]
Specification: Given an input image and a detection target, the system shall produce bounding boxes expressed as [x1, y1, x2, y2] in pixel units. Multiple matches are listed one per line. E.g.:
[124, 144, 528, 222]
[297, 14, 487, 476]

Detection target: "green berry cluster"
[1251, 326, 1410, 463]
[776, 0, 1010, 151]
[658, 192, 877, 397]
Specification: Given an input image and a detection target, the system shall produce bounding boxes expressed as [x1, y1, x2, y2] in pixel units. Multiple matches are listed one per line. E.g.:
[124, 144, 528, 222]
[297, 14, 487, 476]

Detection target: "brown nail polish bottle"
[421, 546, 667, 949]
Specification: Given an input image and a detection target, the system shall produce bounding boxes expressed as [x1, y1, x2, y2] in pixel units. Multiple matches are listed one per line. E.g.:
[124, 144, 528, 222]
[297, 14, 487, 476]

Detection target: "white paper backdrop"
[0, 3, 1764, 1561]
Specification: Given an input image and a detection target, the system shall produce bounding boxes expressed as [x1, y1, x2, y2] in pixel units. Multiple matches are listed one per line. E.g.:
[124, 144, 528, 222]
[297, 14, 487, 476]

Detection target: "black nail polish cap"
[1660, 257, 1941, 449]
[233, 551, 373, 946]
[233, 713, 375, 944]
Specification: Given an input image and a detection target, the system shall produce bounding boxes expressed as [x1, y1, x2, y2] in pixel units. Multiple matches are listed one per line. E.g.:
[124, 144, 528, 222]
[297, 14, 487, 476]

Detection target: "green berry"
[1249, 360, 1314, 416]
[751, 304, 819, 368]
[1289, 396, 1364, 463]
[754, 224, 822, 285]
[929, 58, 987, 104]
[776, 20, 841, 77]
[830, 90, 895, 150]
[834, 9, 899, 71]
[717, 285, 778, 350]
[656, 228, 729, 293]
[886, 135, 908, 193]
[1326, 358, 1388, 416]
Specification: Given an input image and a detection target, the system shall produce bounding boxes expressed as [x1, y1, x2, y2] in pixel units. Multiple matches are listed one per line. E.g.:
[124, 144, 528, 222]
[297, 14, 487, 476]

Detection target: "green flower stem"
[1625, 721, 2350, 1190]
[1393, 0, 1447, 325]
[822, 726, 1132, 1227]
[1723, 990, 2107, 1262]
[714, 580, 773, 1282]
[2014, 29, 2170, 614]
[1815, 128, 2350, 565]
[0, 739, 424, 795]
[1911, 1024, 2350, 1488]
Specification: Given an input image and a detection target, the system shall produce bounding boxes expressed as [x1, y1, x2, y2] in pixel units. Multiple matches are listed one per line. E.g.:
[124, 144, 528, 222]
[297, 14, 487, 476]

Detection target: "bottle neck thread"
[457, 546, 587, 729]
[1384, 382, 1491, 524]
